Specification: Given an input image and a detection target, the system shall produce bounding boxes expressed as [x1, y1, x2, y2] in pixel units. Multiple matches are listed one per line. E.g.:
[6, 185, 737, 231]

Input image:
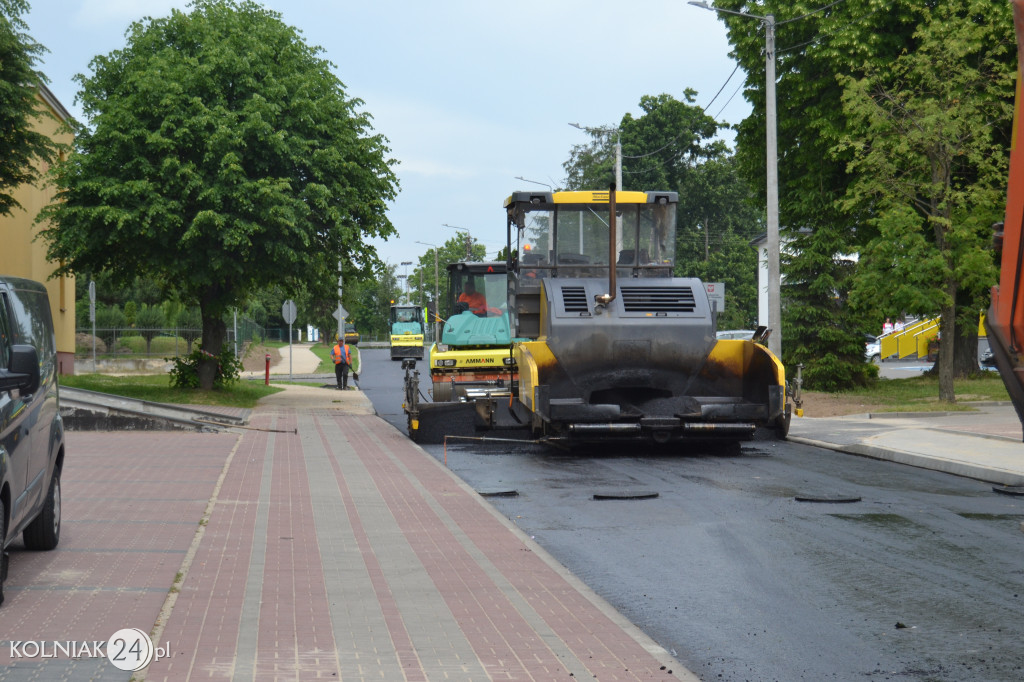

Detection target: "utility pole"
[342, 258, 350, 337]
[416, 240, 441, 341]
[688, 2, 782, 358]
[400, 260, 412, 303]
[764, 13, 781, 359]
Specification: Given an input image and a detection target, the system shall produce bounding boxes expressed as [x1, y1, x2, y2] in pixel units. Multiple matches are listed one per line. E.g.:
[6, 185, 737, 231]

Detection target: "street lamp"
[569, 122, 622, 191]
[416, 240, 441, 341]
[515, 176, 554, 191]
[688, 0, 781, 359]
[442, 223, 474, 259]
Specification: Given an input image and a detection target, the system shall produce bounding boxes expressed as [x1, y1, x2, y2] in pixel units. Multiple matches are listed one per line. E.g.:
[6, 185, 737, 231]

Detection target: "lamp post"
[416, 240, 441, 341]
[688, 1, 781, 359]
[515, 175, 554, 191]
[569, 122, 622, 191]
[442, 223, 473, 259]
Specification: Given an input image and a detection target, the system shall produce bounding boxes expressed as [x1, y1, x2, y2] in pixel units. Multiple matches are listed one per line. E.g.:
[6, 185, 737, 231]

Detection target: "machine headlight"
[503, 357, 515, 366]
[435, 359, 457, 367]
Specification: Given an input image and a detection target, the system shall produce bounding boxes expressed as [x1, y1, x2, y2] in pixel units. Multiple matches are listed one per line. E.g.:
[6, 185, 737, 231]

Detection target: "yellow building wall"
[0, 84, 76, 374]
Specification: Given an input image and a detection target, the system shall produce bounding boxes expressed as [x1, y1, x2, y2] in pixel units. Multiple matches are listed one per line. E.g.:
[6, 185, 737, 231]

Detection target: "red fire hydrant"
[265, 353, 271, 385]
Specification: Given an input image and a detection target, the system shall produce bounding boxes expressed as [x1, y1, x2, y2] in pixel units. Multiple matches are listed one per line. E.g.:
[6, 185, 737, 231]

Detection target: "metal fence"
[77, 316, 268, 358]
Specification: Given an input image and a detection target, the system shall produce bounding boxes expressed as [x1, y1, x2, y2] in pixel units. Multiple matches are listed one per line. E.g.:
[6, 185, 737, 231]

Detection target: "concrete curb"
[788, 435, 1024, 487]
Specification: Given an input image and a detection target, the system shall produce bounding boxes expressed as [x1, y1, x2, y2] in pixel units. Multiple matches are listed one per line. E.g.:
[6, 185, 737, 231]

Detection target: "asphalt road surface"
[359, 347, 1024, 681]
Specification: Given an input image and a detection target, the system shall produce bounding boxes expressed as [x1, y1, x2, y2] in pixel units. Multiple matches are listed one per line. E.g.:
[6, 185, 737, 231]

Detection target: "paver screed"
[148, 406, 685, 681]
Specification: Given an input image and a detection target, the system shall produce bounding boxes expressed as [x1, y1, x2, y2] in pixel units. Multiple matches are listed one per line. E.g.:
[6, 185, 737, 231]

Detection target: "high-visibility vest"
[332, 343, 350, 365]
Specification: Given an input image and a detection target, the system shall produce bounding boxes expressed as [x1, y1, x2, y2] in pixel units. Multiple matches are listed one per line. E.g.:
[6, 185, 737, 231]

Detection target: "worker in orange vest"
[458, 280, 487, 314]
[330, 334, 352, 390]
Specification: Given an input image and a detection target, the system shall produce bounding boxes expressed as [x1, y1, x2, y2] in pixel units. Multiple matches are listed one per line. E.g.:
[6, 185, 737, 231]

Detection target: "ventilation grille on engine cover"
[620, 286, 696, 313]
[561, 286, 589, 313]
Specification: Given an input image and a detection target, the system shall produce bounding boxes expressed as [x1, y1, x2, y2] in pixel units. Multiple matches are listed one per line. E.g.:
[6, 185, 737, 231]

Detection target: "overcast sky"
[24, 0, 753, 272]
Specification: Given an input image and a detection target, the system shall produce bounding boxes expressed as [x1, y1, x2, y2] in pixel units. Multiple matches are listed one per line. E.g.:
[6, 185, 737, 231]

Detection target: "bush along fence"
[76, 321, 268, 359]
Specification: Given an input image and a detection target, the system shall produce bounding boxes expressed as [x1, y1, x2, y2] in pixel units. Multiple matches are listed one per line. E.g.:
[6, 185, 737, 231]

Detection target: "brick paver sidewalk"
[0, 395, 691, 681]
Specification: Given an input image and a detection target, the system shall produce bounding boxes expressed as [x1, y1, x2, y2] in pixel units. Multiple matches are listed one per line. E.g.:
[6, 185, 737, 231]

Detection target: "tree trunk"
[950, 286, 981, 377]
[937, 280, 957, 403]
[952, 316, 980, 378]
[198, 298, 227, 391]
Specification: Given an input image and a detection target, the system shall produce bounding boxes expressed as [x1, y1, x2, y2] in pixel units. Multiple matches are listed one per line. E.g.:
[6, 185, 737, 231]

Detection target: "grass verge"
[60, 373, 283, 408]
[802, 372, 1011, 417]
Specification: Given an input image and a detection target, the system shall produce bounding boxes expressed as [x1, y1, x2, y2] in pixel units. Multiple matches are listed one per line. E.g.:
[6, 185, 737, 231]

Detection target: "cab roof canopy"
[503, 190, 678, 209]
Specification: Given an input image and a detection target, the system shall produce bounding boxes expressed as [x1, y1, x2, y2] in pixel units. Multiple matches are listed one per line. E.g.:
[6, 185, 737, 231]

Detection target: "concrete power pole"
[765, 14, 781, 359]
[342, 258, 350, 337]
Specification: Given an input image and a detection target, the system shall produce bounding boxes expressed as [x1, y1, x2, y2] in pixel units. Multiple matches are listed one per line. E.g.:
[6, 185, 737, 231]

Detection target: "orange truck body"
[985, 0, 1024, 438]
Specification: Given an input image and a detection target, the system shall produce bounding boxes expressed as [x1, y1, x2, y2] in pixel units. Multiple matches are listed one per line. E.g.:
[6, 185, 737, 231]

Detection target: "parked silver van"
[0, 276, 65, 606]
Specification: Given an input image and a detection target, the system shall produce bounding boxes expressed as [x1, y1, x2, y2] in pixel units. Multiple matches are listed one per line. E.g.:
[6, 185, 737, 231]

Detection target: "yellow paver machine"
[404, 188, 795, 446]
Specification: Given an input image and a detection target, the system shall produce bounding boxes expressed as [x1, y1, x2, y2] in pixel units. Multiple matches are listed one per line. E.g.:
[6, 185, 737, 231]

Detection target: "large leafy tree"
[716, 0, 1013, 391]
[839, 1, 1013, 401]
[40, 0, 398, 388]
[713, 0, 910, 387]
[0, 0, 65, 216]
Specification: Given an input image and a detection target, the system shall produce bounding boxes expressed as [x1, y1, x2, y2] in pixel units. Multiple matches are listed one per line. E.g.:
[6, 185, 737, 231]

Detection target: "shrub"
[168, 347, 243, 389]
[75, 333, 106, 354]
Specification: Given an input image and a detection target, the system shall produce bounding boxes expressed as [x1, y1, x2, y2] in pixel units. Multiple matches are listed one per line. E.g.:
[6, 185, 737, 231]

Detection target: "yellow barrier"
[879, 318, 939, 359]
[879, 314, 983, 359]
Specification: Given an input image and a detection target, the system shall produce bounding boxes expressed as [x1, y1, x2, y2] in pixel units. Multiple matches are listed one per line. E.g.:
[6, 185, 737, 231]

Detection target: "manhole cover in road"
[795, 493, 862, 503]
[476, 488, 518, 498]
[593, 490, 660, 501]
[992, 485, 1024, 497]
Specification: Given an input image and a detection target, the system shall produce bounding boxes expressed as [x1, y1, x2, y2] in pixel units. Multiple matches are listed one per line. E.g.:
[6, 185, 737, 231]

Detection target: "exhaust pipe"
[595, 183, 617, 307]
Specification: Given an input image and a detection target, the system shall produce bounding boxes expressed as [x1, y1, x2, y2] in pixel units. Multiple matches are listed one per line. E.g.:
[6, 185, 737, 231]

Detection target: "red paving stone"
[0, 431, 236, 670]
[1, 403, 687, 681]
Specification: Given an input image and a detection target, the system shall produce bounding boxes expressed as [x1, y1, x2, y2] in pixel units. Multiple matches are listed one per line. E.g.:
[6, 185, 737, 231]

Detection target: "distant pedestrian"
[894, 319, 905, 333]
[330, 335, 352, 389]
[882, 318, 894, 335]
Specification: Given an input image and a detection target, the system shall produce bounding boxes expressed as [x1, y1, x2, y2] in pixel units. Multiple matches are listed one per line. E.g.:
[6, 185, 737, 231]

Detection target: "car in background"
[0, 276, 65, 607]
[716, 330, 756, 340]
[865, 334, 881, 363]
[344, 323, 360, 345]
[980, 347, 997, 370]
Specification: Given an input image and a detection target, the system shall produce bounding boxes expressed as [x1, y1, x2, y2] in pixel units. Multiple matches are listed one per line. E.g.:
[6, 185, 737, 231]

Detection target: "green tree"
[838, 2, 1012, 401]
[675, 155, 763, 330]
[94, 304, 126, 349]
[0, 0, 66, 216]
[135, 303, 167, 353]
[716, 0, 1013, 390]
[40, 0, 398, 389]
[342, 264, 401, 341]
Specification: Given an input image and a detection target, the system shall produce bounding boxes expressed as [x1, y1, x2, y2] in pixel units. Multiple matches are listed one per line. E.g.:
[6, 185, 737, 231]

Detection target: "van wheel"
[23, 470, 61, 551]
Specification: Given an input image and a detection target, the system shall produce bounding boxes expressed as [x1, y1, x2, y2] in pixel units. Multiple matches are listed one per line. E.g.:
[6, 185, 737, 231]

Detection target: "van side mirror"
[0, 345, 41, 396]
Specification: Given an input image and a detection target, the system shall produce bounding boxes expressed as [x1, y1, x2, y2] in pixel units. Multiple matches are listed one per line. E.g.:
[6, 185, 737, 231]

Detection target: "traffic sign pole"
[282, 300, 297, 381]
